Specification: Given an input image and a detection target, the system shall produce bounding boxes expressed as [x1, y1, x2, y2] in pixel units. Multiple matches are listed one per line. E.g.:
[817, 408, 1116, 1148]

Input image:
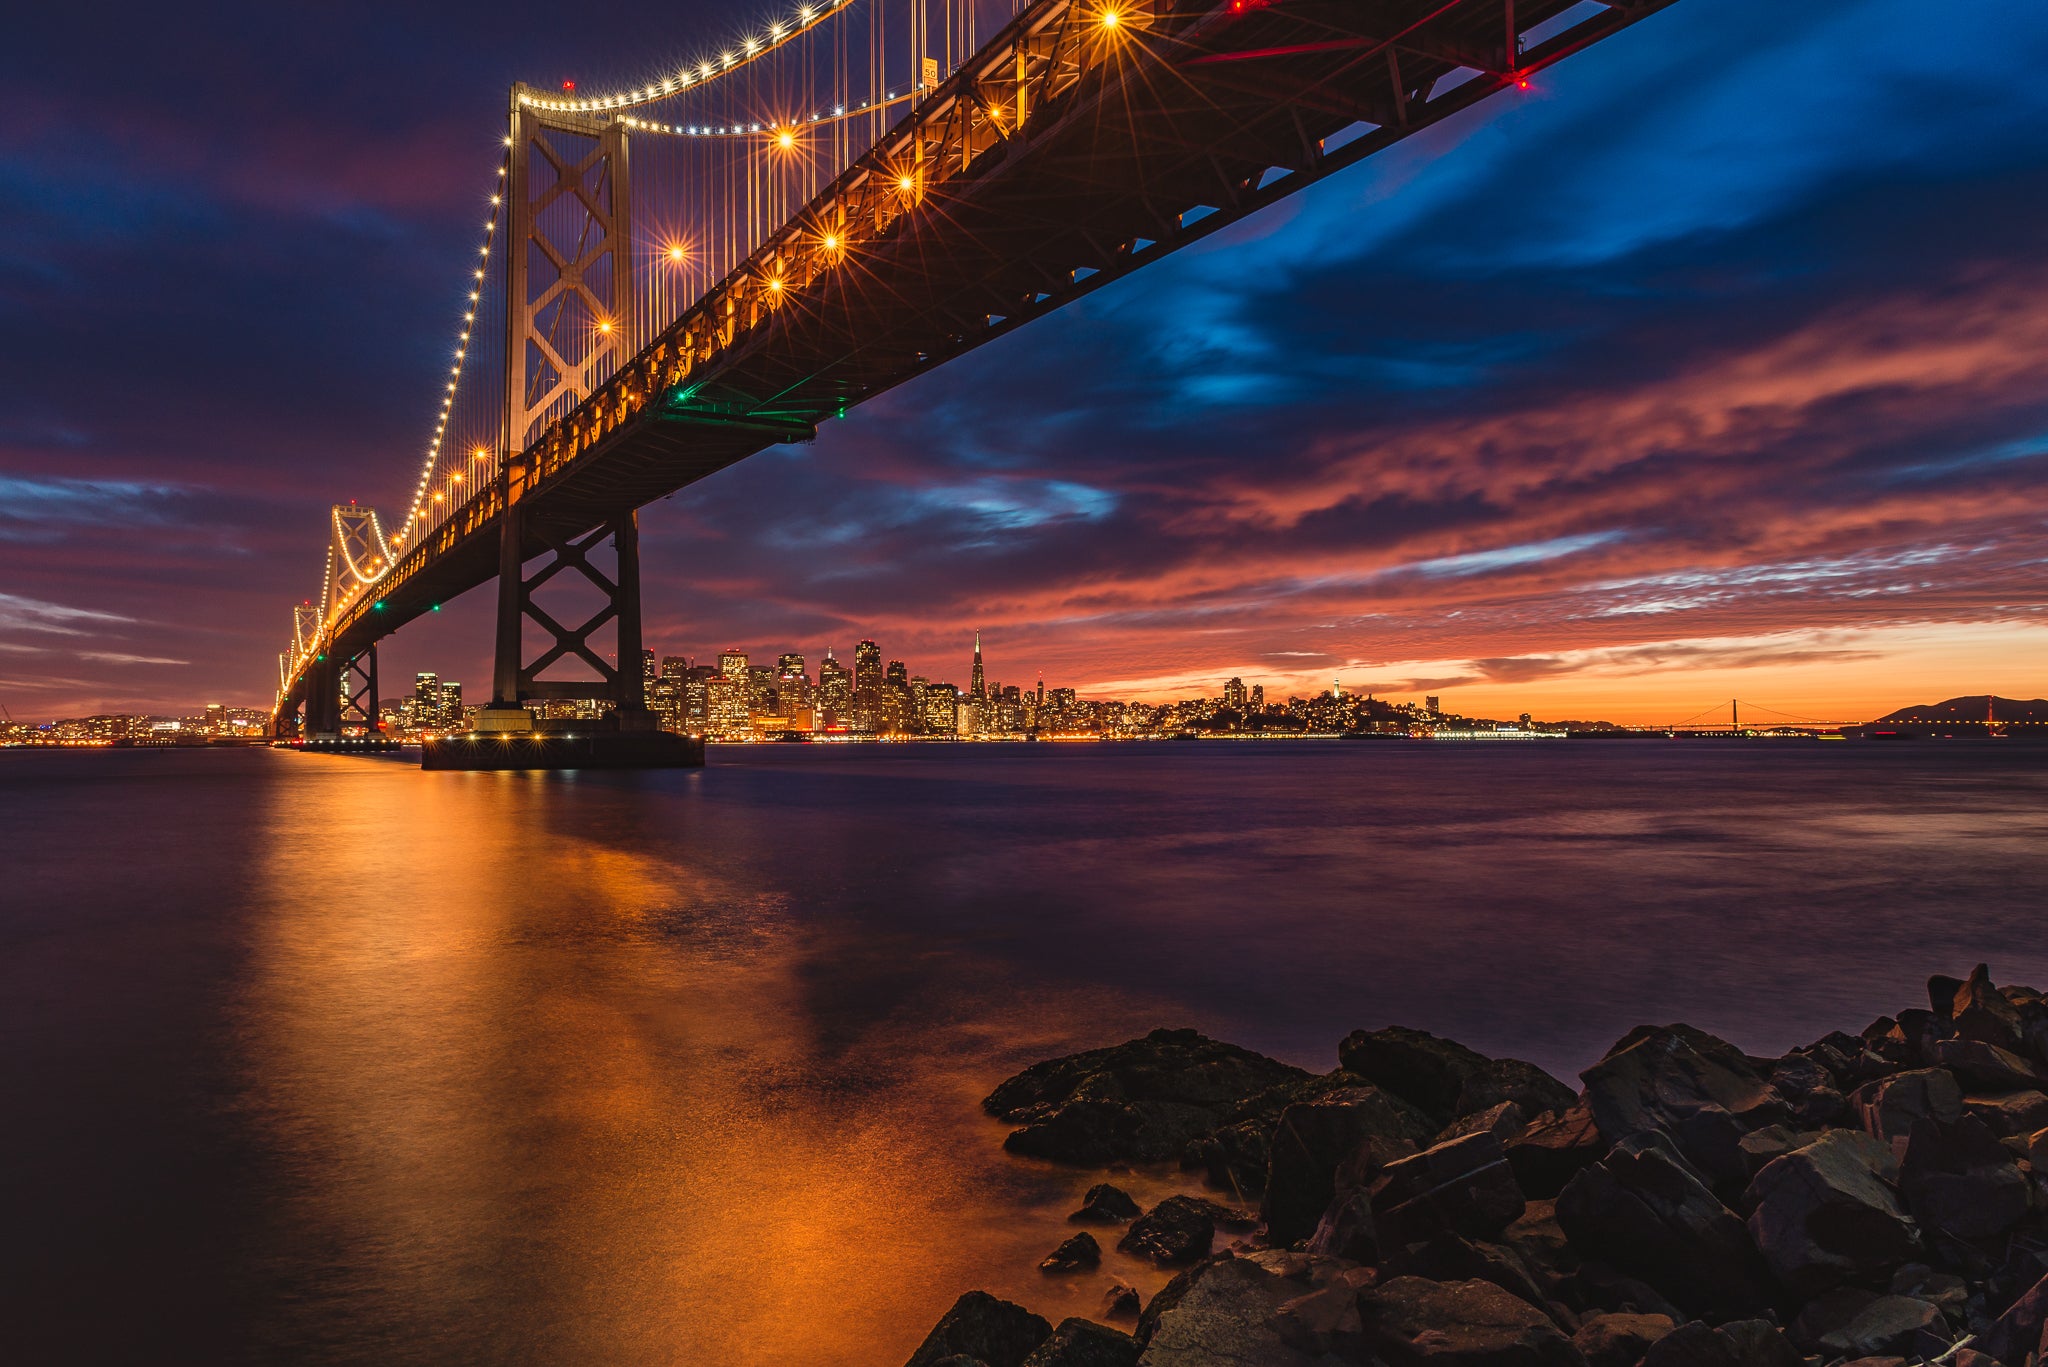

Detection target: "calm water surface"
[4, 741, 2045, 1364]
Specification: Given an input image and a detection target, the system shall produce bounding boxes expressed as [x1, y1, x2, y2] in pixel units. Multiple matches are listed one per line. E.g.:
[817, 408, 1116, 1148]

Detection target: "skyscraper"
[720, 650, 748, 680]
[970, 630, 985, 700]
[817, 651, 853, 728]
[853, 639, 882, 731]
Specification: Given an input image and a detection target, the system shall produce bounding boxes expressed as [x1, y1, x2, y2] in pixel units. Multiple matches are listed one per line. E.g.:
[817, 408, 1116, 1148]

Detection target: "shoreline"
[902, 965, 2048, 1367]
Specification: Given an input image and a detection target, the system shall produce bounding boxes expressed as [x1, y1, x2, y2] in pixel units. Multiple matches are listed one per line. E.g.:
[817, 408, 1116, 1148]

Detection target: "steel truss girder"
[490, 493, 649, 713]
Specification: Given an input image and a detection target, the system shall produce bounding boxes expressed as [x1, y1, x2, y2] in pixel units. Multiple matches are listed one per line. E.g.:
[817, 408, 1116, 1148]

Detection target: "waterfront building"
[921, 682, 959, 736]
[817, 651, 853, 728]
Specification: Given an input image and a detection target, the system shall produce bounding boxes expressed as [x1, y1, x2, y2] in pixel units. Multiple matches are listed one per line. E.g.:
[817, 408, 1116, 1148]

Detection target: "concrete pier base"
[421, 728, 703, 771]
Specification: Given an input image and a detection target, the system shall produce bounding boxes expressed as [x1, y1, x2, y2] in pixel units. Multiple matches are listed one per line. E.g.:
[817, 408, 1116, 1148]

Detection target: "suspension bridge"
[273, 0, 1677, 766]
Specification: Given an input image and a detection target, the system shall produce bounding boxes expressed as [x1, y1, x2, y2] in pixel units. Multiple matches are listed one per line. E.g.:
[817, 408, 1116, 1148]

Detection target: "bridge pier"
[435, 500, 698, 770]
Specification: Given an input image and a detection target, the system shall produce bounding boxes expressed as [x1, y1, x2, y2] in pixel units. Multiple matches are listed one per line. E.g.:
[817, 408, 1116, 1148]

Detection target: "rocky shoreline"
[901, 965, 2048, 1367]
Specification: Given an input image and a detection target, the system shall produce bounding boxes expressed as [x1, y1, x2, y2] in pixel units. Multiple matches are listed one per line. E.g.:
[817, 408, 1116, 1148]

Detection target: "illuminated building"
[816, 651, 853, 728]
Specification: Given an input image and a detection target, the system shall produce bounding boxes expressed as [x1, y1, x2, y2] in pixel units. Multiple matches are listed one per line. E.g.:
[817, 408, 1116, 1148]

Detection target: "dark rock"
[1769, 1053, 1849, 1128]
[1100, 1281, 1141, 1321]
[1039, 1232, 1101, 1273]
[1965, 1090, 2048, 1138]
[1949, 964, 2027, 1053]
[1019, 1318, 1139, 1367]
[1135, 1254, 1341, 1364]
[1440, 1102, 1529, 1147]
[1734, 1125, 1818, 1177]
[1384, 1234, 1569, 1331]
[1180, 1119, 1272, 1199]
[1571, 1265, 1684, 1323]
[1889, 1263, 1970, 1316]
[1508, 1102, 1608, 1200]
[1572, 1312, 1676, 1367]
[1339, 1026, 1577, 1127]
[1900, 1115, 2029, 1242]
[1580, 1025, 1787, 1187]
[1188, 1068, 1433, 1199]
[1357, 1276, 1587, 1367]
[1899, 1008, 1960, 1067]
[1638, 1319, 1799, 1367]
[985, 1029, 1311, 1166]
[1852, 1068, 1964, 1148]
[1264, 1087, 1439, 1248]
[1931, 972, 1970, 1015]
[1935, 1039, 2048, 1093]
[1743, 1130, 1919, 1298]
[1788, 1286, 1877, 1350]
[926, 1357, 988, 1367]
[1980, 1270, 2048, 1366]
[1307, 1189, 1381, 1264]
[1374, 1132, 1529, 1249]
[1556, 1131, 1771, 1318]
[1118, 1195, 1250, 1265]
[1069, 1183, 1142, 1224]
[1797, 1294, 1945, 1360]
[1712, 1320, 1803, 1367]
[905, 1291, 1053, 1367]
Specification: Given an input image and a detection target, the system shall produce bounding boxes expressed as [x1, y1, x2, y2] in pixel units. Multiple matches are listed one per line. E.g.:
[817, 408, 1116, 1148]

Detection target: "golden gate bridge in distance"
[271, 0, 1680, 769]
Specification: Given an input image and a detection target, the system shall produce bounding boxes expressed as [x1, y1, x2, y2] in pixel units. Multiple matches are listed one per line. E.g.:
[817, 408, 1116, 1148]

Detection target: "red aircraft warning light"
[563, 79, 577, 92]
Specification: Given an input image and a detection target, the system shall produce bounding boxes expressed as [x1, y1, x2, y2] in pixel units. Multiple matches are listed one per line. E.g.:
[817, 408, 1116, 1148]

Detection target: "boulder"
[1338, 1026, 1576, 1127]
[1899, 1115, 2030, 1242]
[1181, 1120, 1273, 1199]
[1945, 965, 2027, 1053]
[1188, 1069, 1433, 1198]
[1119, 1195, 1251, 1266]
[1734, 1125, 1818, 1177]
[1264, 1087, 1438, 1248]
[1788, 1286, 1877, 1349]
[1021, 1318, 1140, 1367]
[1572, 1312, 1676, 1367]
[1307, 1189, 1381, 1264]
[1637, 1320, 1800, 1367]
[1383, 1234, 1567, 1331]
[1040, 1232, 1102, 1273]
[1555, 1132, 1771, 1318]
[1507, 1103, 1608, 1200]
[906, 1292, 1054, 1367]
[1980, 1270, 2048, 1366]
[1101, 1282, 1141, 1321]
[1070, 1184, 1143, 1224]
[1579, 1026, 1787, 1187]
[1852, 1069, 1963, 1148]
[986, 1029, 1312, 1166]
[1356, 1276, 1587, 1367]
[1743, 1130, 1919, 1298]
[1796, 1294, 1946, 1360]
[1373, 1132, 1528, 1249]
[1965, 1090, 2048, 1138]
[1770, 1053, 1849, 1128]
[1934, 1039, 2048, 1093]
[1439, 1102, 1529, 1147]
[1135, 1254, 1344, 1365]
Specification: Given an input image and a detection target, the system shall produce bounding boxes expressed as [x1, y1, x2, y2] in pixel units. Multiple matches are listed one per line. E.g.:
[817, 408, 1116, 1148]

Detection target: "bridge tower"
[478, 91, 651, 735]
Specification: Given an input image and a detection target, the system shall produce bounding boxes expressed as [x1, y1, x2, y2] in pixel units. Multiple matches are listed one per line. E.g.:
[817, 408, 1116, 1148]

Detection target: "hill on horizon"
[1877, 695, 2048, 723]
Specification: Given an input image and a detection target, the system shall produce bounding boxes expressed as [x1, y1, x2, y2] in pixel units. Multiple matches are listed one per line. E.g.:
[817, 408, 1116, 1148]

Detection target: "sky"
[3, 0, 2047, 725]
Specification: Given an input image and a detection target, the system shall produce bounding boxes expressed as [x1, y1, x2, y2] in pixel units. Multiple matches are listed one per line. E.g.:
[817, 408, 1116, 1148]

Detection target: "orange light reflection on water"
[245, 757, 1183, 1364]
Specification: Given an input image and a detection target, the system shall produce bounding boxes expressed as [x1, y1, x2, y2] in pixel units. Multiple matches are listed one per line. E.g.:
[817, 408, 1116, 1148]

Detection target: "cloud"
[0, 592, 133, 637]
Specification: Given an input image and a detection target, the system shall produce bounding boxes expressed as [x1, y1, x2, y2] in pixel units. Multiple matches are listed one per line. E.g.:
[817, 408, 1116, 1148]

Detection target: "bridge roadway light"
[775, 128, 796, 151]
[1099, 7, 1121, 28]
